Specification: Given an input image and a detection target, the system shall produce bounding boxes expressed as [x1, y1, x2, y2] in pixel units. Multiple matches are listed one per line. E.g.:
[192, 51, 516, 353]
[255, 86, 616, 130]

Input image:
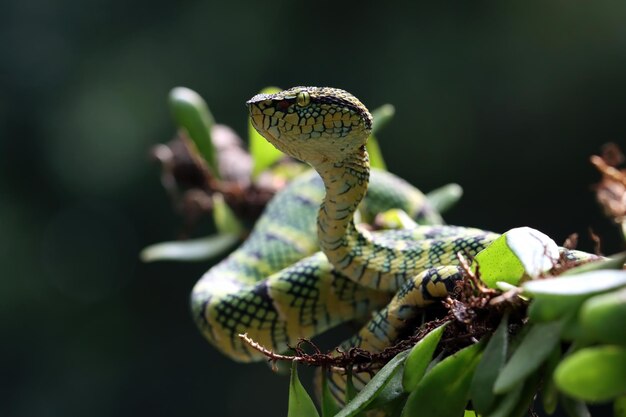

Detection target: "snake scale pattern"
[190, 86, 593, 400]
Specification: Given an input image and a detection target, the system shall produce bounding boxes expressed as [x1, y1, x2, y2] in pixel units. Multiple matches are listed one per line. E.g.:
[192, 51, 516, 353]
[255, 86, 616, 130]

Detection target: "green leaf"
[366, 364, 406, 410]
[169, 87, 218, 176]
[541, 345, 562, 415]
[371, 104, 395, 135]
[212, 193, 244, 235]
[554, 345, 626, 402]
[493, 319, 565, 394]
[139, 233, 239, 262]
[525, 270, 626, 322]
[250, 86, 284, 178]
[365, 104, 394, 171]
[562, 252, 626, 276]
[401, 342, 484, 417]
[579, 286, 626, 345]
[472, 227, 560, 288]
[485, 384, 523, 417]
[335, 350, 410, 417]
[560, 395, 591, 417]
[288, 362, 320, 417]
[470, 315, 509, 415]
[366, 134, 387, 171]
[402, 322, 448, 392]
[321, 369, 342, 417]
[345, 369, 357, 405]
[426, 183, 463, 214]
[525, 270, 626, 296]
[527, 296, 585, 323]
[502, 370, 542, 417]
[482, 369, 542, 417]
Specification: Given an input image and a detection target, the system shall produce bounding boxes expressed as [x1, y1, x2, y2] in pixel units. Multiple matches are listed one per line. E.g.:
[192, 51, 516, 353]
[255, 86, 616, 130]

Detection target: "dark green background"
[2, 1, 624, 416]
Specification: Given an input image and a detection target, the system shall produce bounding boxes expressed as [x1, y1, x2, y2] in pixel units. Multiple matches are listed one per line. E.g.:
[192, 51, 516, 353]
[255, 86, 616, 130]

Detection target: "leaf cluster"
[287, 251, 626, 417]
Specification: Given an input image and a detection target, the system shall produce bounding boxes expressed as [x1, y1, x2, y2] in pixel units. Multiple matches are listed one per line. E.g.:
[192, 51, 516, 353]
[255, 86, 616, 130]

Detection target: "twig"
[456, 252, 495, 295]
[239, 333, 301, 362]
[238, 319, 451, 374]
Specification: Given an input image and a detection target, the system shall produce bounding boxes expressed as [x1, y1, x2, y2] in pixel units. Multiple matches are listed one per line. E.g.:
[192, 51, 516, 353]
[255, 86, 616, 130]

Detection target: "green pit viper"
[190, 86, 596, 400]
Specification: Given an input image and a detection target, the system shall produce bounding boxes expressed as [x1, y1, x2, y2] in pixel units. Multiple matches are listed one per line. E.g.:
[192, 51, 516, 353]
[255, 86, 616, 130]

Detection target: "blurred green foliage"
[2, 0, 625, 416]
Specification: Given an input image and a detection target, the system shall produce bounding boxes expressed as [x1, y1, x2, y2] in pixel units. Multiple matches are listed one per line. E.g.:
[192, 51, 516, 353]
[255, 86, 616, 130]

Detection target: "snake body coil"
[189, 87, 601, 403]
[191, 87, 500, 366]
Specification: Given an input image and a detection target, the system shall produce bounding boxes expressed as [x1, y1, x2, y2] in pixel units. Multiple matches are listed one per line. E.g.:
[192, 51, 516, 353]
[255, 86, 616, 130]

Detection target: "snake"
[190, 87, 596, 399]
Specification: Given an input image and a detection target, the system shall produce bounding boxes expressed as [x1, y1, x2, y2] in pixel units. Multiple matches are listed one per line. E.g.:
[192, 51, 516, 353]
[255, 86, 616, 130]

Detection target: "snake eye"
[296, 91, 310, 107]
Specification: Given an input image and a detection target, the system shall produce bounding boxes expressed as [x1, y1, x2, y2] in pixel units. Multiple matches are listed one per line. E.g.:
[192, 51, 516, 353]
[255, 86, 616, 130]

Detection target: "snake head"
[247, 86, 372, 166]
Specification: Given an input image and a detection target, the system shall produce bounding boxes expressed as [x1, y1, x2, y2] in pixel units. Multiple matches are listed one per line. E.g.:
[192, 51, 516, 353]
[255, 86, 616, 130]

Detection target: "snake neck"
[316, 147, 403, 291]
[316, 147, 488, 293]
[316, 147, 369, 255]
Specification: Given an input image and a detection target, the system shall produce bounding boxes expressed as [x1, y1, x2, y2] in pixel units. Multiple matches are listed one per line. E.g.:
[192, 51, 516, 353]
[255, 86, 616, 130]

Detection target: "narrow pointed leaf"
[212, 193, 243, 235]
[485, 384, 522, 417]
[470, 315, 509, 414]
[371, 104, 395, 135]
[402, 322, 448, 392]
[426, 183, 463, 214]
[541, 345, 562, 415]
[169, 87, 218, 176]
[336, 350, 410, 417]
[367, 363, 406, 409]
[493, 319, 565, 394]
[366, 104, 394, 171]
[504, 370, 542, 417]
[140, 233, 239, 262]
[345, 369, 357, 405]
[366, 135, 387, 170]
[250, 86, 284, 178]
[401, 342, 484, 417]
[526, 270, 626, 322]
[321, 369, 342, 417]
[288, 362, 320, 417]
[524, 270, 626, 296]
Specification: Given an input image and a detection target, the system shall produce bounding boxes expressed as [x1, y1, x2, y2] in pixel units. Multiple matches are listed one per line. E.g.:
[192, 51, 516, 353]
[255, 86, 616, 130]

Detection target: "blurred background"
[2, 0, 625, 416]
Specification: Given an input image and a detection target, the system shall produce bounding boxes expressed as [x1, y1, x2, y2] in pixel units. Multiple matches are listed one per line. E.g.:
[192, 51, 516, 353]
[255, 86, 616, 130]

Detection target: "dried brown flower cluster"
[150, 126, 286, 238]
[591, 143, 626, 234]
